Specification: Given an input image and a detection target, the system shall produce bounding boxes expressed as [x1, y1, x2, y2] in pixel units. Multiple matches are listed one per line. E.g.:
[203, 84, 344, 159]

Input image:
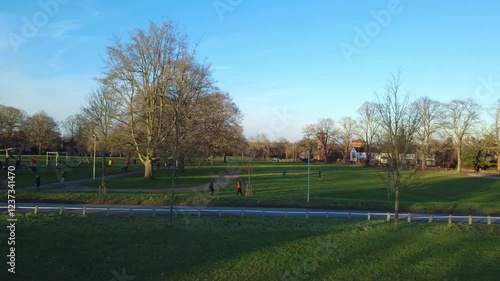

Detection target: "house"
[350, 147, 366, 163]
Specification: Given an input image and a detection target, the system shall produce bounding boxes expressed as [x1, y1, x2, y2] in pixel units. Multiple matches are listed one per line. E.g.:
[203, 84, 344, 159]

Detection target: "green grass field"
[1, 214, 498, 281]
[5, 159, 500, 214]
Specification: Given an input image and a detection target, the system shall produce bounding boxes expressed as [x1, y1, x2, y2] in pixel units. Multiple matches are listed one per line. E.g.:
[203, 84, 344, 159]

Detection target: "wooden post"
[106, 207, 110, 216]
[468, 215, 472, 225]
[407, 213, 411, 223]
[367, 212, 371, 221]
[448, 215, 452, 224]
[34, 206, 38, 215]
[487, 216, 492, 225]
[386, 212, 391, 221]
[428, 215, 433, 224]
[82, 207, 86, 216]
[59, 206, 63, 215]
[153, 208, 156, 217]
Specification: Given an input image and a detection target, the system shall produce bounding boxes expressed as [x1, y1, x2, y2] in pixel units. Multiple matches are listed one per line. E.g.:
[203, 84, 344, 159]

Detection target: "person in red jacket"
[236, 179, 243, 196]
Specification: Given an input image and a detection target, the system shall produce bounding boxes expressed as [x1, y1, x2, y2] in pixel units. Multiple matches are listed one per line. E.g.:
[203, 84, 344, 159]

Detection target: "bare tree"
[357, 102, 380, 166]
[376, 71, 422, 230]
[489, 99, 500, 173]
[23, 111, 60, 154]
[61, 114, 91, 155]
[196, 91, 244, 164]
[81, 86, 121, 193]
[101, 21, 212, 179]
[413, 97, 443, 169]
[443, 98, 482, 173]
[303, 118, 337, 163]
[338, 116, 358, 163]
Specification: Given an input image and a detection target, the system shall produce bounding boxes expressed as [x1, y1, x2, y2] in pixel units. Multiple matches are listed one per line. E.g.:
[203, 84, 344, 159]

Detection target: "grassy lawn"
[3, 159, 500, 214]
[1, 214, 499, 281]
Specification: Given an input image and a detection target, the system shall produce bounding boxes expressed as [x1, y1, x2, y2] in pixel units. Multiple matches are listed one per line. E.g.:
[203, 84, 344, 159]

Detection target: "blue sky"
[1, 0, 499, 142]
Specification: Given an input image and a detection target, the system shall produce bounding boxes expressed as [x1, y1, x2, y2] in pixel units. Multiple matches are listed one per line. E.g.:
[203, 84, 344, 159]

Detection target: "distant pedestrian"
[236, 179, 243, 196]
[35, 175, 41, 192]
[133, 158, 137, 166]
[318, 170, 322, 180]
[282, 168, 286, 178]
[60, 171, 66, 183]
[208, 178, 215, 195]
[125, 160, 130, 166]
[157, 161, 160, 170]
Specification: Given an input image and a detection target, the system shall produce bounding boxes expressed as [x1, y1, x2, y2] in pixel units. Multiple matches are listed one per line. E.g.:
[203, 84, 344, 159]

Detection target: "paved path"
[2, 203, 499, 225]
[17, 171, 238, 193]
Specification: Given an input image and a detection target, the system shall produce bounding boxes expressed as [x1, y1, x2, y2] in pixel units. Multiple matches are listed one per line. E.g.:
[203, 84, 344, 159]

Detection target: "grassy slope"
[1, 215, 499, 281]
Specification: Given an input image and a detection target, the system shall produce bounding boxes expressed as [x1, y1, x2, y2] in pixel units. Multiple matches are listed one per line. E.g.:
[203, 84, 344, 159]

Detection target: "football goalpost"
[46, 151, 68, 166]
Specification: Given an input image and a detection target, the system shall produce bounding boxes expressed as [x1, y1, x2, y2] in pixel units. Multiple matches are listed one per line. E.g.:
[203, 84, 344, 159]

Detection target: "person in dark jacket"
[208, 178, 215, 195]
[35, 175, 41, 192]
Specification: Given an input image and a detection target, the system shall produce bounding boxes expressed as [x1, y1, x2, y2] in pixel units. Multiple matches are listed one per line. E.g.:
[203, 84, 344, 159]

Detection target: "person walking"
[208, 178, 215, 195]
[35, 175, 41, 192]
[236, 179, 243, 196]
[60, 171, 66, 183]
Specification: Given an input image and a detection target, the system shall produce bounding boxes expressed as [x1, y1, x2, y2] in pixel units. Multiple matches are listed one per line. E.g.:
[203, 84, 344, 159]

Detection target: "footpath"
[17, 170, 237, 193]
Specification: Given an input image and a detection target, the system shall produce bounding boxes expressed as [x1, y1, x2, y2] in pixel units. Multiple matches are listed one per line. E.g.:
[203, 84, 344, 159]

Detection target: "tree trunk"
[497, 156, 500, 175]
[457, 147, 462, 173]
[420, 150, 426, 170]
[143, 158, 153, 178]
[394, 188, 400, 231]
[169, 175, 176, 225]
[365, 144, 371, 167]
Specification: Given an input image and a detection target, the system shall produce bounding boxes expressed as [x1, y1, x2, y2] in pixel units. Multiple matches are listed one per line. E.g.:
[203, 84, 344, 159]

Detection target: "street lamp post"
[307, 147, 311, 203]
[92, 135, 96, 181]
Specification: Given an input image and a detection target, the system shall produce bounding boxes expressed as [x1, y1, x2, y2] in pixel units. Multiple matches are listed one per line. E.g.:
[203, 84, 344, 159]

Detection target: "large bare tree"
[357, 102, 380, 166]
[196, 91, 244, 164]
[376, 71, 422, 230]
[413, 97, 443, 169]
[338, 116, 358, 163]
[443, 98, 481, 173]
[101, 21, 212, 179]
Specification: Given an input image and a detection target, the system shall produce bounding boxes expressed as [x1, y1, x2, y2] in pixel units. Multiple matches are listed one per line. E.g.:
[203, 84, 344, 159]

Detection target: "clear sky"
[1, 0, 499, 142]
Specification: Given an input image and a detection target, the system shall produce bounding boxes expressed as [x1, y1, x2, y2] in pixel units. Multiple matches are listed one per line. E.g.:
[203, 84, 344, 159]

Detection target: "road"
[1, 203, 499, 224]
